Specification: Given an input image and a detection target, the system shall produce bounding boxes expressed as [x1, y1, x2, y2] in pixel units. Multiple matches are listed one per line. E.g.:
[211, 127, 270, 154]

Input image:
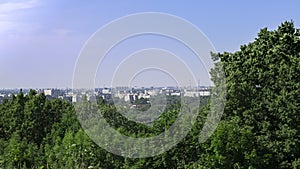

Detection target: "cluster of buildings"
[0, 86, 211, 104]
[0, 89, 20, 104]
[0, 88, 73, 104]
[99, 86, 210, 103]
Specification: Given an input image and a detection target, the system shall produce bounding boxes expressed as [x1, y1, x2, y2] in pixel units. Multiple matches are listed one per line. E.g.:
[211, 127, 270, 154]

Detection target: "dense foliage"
[0, 21, 300, 168]
[0, 90, 209, 168]
[199, 21, 300, 168]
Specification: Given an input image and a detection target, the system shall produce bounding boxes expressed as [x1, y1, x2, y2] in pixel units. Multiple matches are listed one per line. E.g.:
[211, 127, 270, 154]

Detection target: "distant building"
[184, 89, 210, 97]
[44, 89, 52, 96]
[171, 92, 181, 96]
[72, 94, 81, 103]
[124, 94, 139, 103]
[101, 94, 111, 100]
[44, 89, 61, 98]
[102, 88, 111, 94]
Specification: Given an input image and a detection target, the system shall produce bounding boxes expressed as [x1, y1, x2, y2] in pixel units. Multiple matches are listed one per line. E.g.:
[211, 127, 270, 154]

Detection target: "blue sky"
[1, 0, 300, 88]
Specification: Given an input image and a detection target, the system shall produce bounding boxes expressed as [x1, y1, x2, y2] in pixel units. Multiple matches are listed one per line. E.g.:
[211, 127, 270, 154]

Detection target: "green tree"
[203, 21, 300, 168]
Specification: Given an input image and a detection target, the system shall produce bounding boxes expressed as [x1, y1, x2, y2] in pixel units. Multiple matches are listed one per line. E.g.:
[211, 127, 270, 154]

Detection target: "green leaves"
[205, 21, 300, 168]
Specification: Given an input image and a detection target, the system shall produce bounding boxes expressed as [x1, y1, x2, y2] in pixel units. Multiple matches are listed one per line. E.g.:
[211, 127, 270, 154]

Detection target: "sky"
[1, 0, 300, 88]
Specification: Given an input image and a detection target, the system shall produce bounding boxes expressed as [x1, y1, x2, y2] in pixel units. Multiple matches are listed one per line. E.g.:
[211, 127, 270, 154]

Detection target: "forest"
[0, 21, 300, 168]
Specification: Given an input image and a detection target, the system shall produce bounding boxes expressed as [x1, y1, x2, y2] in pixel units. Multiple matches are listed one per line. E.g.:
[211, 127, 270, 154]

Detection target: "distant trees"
[0, 89, 81, 168]
[0, 89, 209, 168]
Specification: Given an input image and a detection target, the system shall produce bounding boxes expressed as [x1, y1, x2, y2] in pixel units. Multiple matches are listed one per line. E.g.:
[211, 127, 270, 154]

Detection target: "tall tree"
[204, 21, 300, 168]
